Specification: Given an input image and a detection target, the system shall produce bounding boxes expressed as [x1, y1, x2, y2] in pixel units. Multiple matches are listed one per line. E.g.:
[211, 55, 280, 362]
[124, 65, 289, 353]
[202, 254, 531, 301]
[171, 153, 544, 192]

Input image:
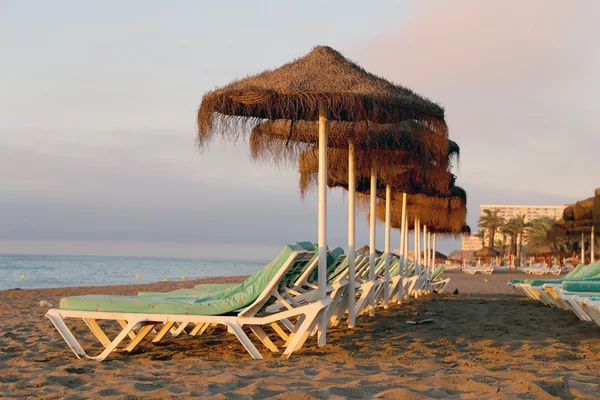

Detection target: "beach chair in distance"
[463, 264, 494, 275]
[46, 246, 330, 361]
[431, 265, 451, 293]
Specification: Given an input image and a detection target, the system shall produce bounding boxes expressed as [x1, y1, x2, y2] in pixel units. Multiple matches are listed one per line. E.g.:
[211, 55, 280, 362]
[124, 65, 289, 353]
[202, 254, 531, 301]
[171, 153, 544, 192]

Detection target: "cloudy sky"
[1, 0, 598, 259]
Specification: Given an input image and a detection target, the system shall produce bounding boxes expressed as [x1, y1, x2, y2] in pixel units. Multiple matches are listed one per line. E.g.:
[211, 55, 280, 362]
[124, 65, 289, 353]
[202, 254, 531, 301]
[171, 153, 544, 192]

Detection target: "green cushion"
[308, 247, 345, 284]
[60, 244, 307, 315]
[509, 263, 587, 286]
[138, 283, 236, 298]
[562, 280, 600, 293]
[431, 265, 445, 281]
[564, 263, 586, 279]
[571, 262, 600, 280]
[138, 243, 318, 299]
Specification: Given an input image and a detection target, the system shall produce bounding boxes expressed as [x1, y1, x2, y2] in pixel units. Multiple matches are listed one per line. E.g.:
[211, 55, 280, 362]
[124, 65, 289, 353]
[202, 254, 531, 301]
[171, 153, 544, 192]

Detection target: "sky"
[1, 0, 598, 260]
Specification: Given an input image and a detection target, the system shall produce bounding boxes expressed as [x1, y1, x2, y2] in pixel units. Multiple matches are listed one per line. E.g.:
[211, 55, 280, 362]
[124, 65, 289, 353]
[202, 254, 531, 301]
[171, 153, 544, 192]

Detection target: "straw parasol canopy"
[474, 247, 500, 258]
[197, 45, 446, 146]
[526, 245, 560, 256]
[558, 189, 600, 234]
[249, 119, 456, 168]
[421, 250, 448, 261]
[357, 245, 383, 255]
[297, 147, 457, 198]
[372, 186, 468, 235]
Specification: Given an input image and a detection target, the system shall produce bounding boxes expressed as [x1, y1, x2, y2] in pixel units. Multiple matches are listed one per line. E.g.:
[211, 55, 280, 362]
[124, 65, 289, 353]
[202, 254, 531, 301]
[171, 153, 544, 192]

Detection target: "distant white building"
[479, 204, 567, 223]
[461, 204, 569, 252]
[462, 233, 483, 251]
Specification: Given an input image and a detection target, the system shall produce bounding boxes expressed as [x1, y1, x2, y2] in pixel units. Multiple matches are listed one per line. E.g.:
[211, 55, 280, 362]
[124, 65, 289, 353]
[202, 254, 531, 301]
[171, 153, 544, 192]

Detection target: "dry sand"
[2, 271, 600, 399]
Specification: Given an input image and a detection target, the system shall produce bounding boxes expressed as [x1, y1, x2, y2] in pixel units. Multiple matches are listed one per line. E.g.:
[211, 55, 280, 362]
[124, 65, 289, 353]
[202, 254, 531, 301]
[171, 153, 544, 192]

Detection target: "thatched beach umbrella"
[561, 189, 600, 263]
[250, 120, 455, 316]
[299, 145, 457, 308]
[375, 187, 467, 294]
[197, 45, 447, 342]
[474, 247, 500, 264]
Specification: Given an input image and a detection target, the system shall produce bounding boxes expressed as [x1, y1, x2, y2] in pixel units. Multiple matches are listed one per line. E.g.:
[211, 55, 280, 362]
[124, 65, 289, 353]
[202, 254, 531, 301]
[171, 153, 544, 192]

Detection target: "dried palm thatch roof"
[197, 46, 446, 148]
[594, 188, 600, 227]
[372, 190, 468, 237]
[249, 119, 456, 168]
[526, 245, 560, 256]
[380, 203, 467, 235]
[357, 245, 383, 255]
[297, 148, 454, 198]
[421, 250, 448, 261]
[561, 188, 600, 233]
[474, 247, 500, 258]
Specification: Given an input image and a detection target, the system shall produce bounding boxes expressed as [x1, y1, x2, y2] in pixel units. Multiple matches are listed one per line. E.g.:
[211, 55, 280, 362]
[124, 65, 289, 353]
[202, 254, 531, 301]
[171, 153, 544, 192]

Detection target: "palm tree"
[474, 230, 486, 248]
[498, 224, 513, 259]
[505, 215, 529, 266]
[478, 209, 505, 250]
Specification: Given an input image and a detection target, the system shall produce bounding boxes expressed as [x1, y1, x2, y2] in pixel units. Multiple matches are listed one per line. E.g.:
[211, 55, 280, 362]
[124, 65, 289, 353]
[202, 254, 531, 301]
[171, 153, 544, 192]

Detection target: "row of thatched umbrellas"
[552, 188, 600, 263]
[196, 46, 467, 345]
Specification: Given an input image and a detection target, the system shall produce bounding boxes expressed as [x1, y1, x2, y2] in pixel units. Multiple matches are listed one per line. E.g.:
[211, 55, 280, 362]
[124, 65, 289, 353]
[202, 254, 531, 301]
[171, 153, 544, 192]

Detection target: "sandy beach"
[2, 271, 600, 399]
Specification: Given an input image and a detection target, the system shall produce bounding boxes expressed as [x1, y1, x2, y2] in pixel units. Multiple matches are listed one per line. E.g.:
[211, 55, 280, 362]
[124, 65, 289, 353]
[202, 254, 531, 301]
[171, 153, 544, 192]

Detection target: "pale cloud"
[1, 1, 597, 259]
[354, 0, 600, 205]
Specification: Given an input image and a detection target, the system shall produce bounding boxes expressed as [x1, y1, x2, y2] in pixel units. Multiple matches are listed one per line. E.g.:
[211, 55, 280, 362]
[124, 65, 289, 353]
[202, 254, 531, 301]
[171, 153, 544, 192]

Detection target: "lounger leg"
[151, 322, 176, 343]
[172, 322, 190, 337]
[270, 322, 290, 342]
[189, 323, 210, 337]
[123, 324, 155, 352]
[283, 303, 324, 358]
[46, 313, 87, 359]
[118, 319, 138, 340]
[83, 318, 112, 348]
[226, 323, 263, 360]
[90, 320, 143, 361]
[248, 326, 279, 353]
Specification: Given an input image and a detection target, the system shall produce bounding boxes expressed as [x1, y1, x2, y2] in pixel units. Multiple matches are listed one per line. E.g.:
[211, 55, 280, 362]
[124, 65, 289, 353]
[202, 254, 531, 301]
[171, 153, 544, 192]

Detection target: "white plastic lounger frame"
[46, 250, 331, 361]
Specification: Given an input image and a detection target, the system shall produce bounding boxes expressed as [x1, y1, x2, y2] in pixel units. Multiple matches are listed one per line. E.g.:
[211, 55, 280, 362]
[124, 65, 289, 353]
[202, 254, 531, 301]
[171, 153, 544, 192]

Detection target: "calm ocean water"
[0, 254, 268, 291]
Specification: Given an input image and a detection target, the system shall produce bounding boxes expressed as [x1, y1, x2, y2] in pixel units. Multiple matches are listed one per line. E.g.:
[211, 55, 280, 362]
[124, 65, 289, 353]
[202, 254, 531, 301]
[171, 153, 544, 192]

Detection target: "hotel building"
[461, 204, 568, 251]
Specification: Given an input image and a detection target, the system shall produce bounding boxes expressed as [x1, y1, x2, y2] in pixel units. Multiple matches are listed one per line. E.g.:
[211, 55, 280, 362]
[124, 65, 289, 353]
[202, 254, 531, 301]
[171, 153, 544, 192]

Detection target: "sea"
[0, 254, 268, 291]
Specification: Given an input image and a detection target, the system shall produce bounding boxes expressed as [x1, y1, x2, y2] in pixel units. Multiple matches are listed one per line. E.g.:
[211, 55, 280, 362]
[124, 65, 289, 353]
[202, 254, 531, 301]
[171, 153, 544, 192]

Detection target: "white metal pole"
[398, 192, 407, 304]
[317, 102, 328, 346]
[384, 184, 391, 309]
[347, 140, 356, 328]
[403, 210, 409, 300]
[582, 232, 585, 265]
[427, 230, 432, 292]
[415, 218, 420, 296]
[592, 227, 595, 264]
[433, 233, 437, 268]
[369, 163, 377, 316]
[423, 225, 428, 293]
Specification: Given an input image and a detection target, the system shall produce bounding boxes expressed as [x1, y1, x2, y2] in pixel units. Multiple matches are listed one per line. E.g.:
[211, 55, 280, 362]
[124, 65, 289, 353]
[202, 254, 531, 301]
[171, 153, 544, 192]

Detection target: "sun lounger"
[511, 262, 600, 302]
[431, 265, 450, 293]
[463, 264, 494, 275]
[46, 245, 331, 361]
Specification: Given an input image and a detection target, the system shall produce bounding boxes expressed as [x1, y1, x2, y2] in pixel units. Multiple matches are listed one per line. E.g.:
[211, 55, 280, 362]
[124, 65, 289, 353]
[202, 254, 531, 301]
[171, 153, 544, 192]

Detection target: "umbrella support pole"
[383, 184, 391, 309]
[368, 163, 377, 317]
[592, 227, 595, 264]
[581, 233, 585, 265]
[317, 102, 328, 346]
[403, 203, 408, 300]
[347, 140, 356, 328]
[433, 233, 437, 270]
[398, 193, 407, 303]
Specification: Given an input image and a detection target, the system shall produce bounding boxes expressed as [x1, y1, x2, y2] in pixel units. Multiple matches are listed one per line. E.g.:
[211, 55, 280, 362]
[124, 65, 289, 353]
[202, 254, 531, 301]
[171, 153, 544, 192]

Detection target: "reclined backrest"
[573, 262, 600, 280]
[431, 265, 445, 280]
[238, 244, 316, 317]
